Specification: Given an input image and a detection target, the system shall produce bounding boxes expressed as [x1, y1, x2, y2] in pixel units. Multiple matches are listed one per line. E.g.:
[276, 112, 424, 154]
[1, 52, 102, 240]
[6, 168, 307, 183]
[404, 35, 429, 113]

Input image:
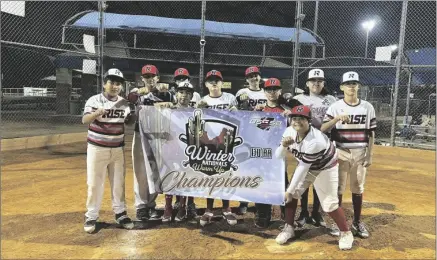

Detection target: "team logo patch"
[250, 117, 282, 131]
[296, 106, 304, 112]
[179, 109, 243, 176]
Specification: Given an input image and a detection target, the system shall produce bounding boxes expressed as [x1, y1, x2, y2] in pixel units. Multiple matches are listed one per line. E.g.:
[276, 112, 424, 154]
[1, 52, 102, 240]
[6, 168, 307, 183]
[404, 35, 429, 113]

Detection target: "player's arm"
[275, 129, 294, 159]
[286, 162, 311, 194]
[364, 106, 377, 167]
[321, 113, 350, 133]
[82, 99, 106, 124]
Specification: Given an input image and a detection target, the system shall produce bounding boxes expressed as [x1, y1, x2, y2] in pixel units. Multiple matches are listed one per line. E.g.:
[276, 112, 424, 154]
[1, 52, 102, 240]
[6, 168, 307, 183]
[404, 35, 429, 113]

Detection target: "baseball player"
[292, 69, 337, 228]
[131, 64, 175, 221]
[82, 68, 135, 233]
[234, 66, 267, 214]
[321, 71, 376, 238]
[253, 78, 302, 228]
[173, 68, 201, 107]
[162, 81, 198, 222]
[275, 105, 354, 250]
[235, 66, 267, 111]
[197, 70, 239, 226]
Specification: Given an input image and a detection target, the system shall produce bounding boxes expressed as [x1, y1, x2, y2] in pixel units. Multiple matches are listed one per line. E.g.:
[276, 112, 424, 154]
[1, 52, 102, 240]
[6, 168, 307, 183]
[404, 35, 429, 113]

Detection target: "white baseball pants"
[337, 148, 367, 195]
[291, 165, 340, 213]
[132, 131, 158, 210]
[85, 143, 127, 220]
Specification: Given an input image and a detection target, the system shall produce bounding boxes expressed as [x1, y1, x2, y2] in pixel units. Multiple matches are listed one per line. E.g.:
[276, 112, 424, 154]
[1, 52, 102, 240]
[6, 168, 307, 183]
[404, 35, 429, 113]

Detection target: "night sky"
[1, 1, 435, 87]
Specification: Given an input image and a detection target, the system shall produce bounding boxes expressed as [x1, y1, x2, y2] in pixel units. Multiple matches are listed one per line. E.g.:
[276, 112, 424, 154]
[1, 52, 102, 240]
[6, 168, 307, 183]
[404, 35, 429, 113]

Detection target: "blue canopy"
[71, 12, 321, 44]
[405, 48, 436, 85]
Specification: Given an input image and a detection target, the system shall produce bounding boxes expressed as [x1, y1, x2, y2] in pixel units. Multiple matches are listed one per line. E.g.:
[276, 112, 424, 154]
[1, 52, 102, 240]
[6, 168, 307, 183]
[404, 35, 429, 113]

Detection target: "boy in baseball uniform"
[197, 70, 239, 226]
[173, 68, 201, 107]
[293, 69, 337, 227]
[275, 105, 354, 250]
[321, 71, 376, 238]
[82, 68, 135, 233]
[131, 65, 175, 221]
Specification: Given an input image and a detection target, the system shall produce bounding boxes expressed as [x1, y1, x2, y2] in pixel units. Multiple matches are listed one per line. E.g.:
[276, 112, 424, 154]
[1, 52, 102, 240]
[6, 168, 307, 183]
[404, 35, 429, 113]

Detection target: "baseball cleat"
[330, 223, 340, 237]
[187, 203, 198, 219]
[175, 206, 187, 222]
[296, 210, 310, 227]
[136, 208, 149, 221]
[310, 212, 327, 227]
[276, 223, 295, 245]
[223, 211, 238, 226]
[199, 212, 213, 226]
[84, 219, 97, 233]
[352, 221, 370, 238]
[149, 207, 160, 220]
[339, 231, 354, 250]
[115, 212, 134, 230]
[162, 206, 173, 223]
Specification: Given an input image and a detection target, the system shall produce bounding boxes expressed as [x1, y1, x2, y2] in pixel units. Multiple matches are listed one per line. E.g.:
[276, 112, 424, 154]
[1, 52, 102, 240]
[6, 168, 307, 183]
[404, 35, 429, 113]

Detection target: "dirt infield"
[1, 138, 436, 259]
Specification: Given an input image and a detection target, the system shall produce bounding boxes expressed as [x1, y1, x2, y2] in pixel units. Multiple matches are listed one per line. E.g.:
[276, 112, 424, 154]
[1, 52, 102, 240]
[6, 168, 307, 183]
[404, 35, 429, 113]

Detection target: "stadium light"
[362, 20, 377, 58]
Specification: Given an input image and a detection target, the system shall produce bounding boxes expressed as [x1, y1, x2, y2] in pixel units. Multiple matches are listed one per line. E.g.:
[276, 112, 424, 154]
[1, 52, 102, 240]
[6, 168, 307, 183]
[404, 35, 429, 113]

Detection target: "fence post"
[311, 1, 319, 58]
[199, 1, 207, 96]
[98, 0, 105, 93]
[390, 0, 409, 147]
[291, 1, 303, 96]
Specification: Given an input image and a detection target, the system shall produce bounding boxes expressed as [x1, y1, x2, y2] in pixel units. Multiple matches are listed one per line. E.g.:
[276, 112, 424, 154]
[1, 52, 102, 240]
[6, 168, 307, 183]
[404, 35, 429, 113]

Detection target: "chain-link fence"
[1, 1, 435, 150]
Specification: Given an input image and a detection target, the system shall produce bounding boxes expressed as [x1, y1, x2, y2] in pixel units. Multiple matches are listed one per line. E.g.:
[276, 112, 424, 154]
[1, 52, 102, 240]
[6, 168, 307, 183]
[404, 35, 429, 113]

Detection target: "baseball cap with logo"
[174, 68, 190, 79]
[245, 66, 260, 77]
[289, 105, 312, 120]
[341, 71, 360, 84]
[205, 70, 223, 81]
[307, 69, 325, 81]
[141, 64, 159, 76]
[264, 78, 281, 89]
[177, 81, 194, 92]
[104, 68, 125, 82]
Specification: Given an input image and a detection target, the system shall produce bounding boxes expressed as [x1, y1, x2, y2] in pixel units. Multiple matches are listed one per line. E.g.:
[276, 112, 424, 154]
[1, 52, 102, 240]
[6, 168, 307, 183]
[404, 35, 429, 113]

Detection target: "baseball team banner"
[138, 106, 286, 205]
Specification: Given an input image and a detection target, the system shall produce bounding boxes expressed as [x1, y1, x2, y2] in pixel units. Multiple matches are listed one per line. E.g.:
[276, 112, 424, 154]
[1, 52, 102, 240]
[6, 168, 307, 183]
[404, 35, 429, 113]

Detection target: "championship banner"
[138, 106, 287, 205]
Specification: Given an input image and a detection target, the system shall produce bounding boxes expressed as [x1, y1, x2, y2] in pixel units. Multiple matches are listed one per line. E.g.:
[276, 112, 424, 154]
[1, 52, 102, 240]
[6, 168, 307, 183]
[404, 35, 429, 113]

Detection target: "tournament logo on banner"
[138, 106, 286, 205]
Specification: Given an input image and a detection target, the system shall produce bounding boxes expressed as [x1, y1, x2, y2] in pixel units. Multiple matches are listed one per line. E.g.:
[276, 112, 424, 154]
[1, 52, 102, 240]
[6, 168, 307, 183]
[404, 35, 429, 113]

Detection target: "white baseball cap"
[104, 68, 125, 81]
[177, 81, 194, 92]
[307, 69, 325, 81]
[341, 71, 360, 84]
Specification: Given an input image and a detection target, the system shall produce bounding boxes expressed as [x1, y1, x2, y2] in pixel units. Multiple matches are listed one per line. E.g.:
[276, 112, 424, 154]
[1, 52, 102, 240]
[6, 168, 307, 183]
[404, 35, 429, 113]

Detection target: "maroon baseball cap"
[205, 70, 223, 81]
[174, 68, 190, 78]
[245, 66, 260, 76]
[264, 78, 281, 88]
[289, 105, 312, 120]
[141, 64, 159, 75]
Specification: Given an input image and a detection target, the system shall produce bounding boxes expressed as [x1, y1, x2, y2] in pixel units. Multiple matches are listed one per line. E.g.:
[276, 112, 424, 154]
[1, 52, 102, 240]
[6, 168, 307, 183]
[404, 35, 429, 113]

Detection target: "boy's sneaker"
[310, 212, 327, 227]
[84, 218, 97, 233]
[200, 212, 213, 226]
[276, 223, 295, 245]
[223, 211, 238, 226]
[238, 202, 248, 215]
[187, 203, 198, 219]
[149, 207, 160, 220]
[339, 231, 354, 250]
[330, 223, 340, 237]
[352, 221, 370, 238]
[115, 212, 134, 230]
[175, 206, 187, 222]
[162, 205, 173, 223]
[296, 210, 310, 227]
[136, 208, 149, 221]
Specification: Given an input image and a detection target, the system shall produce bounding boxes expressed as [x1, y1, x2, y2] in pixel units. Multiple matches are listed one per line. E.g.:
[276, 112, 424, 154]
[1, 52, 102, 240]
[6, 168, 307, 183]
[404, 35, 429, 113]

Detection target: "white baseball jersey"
[134, 90, 175, 131]
[280, 126, 337, 171]
[202, 92, 238, 110]
[235, 88, 267, 110]
[83, 93, 130, 147]
[293, 94, 337, 129]
[190, 91, 202, 107]
[323, 99, 377, 149]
